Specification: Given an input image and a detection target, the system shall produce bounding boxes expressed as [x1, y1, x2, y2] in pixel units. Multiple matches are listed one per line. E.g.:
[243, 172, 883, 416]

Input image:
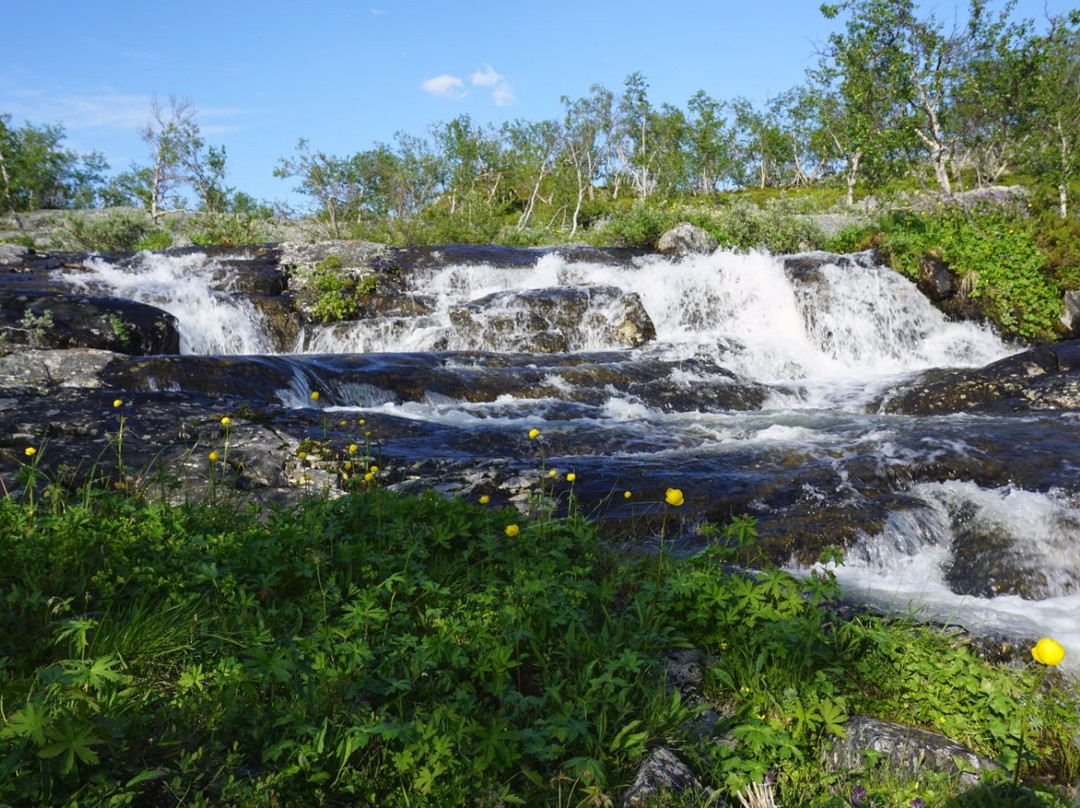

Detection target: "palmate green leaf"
[0, 699, 48, 746]
[818, 697, 848, 738]
[38, 718, 101, 775]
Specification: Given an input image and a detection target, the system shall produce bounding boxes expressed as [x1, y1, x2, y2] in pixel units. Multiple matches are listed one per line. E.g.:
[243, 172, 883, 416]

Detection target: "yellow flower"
[310, 391, 320, 402]
[479, 495, 490, 505]
[369, 465, 379, 474]
[624, 490, 632, 499]
[208, 451, 220, 462]
[566, 473, 576, 482]
[1032, 637, 1065, 666]
[358, 419, 366, 426]
[665, 488, 684, 507]
[220, 416, 231, 427]
[528, 428, 541, 439]
[364, 472, 375, 482]
[297, 451, 307, 460]
[113, 398, 123, 408]
[343, 461, 353, 470]
[24, 447, 37, 457]
[348, 443, 359, 454]
[505, 524, 520, 537]
[548, 469, 557, 478]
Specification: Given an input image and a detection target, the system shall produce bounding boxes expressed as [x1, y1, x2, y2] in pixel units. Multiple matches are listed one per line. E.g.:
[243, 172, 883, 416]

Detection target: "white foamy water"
[63, 251, 274, 354]
[300, 249, 1012, 409]
[813, 481, 1080, 675]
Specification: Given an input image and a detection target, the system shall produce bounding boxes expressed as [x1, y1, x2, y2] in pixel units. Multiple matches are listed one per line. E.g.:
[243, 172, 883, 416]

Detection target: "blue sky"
[1, 1, 1070, 208]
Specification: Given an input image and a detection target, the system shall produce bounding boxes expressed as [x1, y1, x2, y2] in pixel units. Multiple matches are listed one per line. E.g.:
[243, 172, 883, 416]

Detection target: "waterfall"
[299, 250, 1011, 397]
[64, 251, 275, 355]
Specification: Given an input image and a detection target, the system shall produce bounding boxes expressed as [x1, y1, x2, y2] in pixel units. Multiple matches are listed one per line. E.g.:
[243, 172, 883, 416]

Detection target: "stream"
[62, 245, 1080, 672]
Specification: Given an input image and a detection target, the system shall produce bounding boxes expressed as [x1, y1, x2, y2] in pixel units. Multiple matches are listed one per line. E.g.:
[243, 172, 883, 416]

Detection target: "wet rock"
[782, 250, 878, 281]
[0, 290, 180, 354]
[880, 341, 1080, 414]
[825, 716, 998, 789]
[449, 285, 656, 352]
[918, 254, 954, 301]
[0, 346, 121, 392]
[656, 222, 718, 256]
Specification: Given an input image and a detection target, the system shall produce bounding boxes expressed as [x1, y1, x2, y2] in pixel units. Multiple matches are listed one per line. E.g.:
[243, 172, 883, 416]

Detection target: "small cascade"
[63, 251, 275, 355]
[819, 481, 1080, 674]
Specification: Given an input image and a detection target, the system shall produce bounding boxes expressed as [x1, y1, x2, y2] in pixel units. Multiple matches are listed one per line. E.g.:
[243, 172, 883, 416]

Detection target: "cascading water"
[55, 246, 1080, 672]
[65, 251, 275, 354]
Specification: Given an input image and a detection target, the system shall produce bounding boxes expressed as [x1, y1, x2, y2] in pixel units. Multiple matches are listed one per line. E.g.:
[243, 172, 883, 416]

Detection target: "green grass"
[1, 456, 1077, 806]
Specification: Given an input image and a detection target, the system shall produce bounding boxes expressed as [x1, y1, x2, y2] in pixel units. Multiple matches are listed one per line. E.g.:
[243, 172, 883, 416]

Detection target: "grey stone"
[622, 747, 716, 808]
[656, 222, 718, 256]
[825, 716, 998, 789]
[449, 285, 656, 352]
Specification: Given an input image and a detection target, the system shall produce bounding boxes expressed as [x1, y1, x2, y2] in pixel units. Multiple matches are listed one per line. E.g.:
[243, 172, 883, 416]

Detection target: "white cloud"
[470, 64, 515, 107]
[421, 74, 466, 99]
[470, 65, 503, 88]
[491, 83, 516, 107]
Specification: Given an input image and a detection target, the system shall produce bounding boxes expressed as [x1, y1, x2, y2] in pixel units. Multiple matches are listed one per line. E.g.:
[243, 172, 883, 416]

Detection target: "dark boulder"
[881, 340, 1080, 414]
[0, 290, 180, 355]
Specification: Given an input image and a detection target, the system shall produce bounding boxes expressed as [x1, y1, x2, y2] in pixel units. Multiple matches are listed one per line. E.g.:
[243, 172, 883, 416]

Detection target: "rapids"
[61, 246, 1080, 672]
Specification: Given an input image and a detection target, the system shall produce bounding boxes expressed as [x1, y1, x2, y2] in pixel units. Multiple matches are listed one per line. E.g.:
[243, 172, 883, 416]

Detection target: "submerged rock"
[449, 285, 657, 352]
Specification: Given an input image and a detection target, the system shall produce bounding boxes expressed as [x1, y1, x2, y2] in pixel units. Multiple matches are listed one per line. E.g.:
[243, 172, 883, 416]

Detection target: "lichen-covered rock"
[622, 747, 716, 808]
[656, 222, 718, 256]
[825, 716, 998, 789]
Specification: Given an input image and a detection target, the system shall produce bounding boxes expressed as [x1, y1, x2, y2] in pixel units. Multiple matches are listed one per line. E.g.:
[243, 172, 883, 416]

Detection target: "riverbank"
[2, 462, 1077, 806]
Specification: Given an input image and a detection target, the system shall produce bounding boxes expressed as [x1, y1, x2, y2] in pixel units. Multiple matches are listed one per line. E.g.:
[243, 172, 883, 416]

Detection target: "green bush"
[700, 198, 826, 254]
[188, 210, 273, 246]
[877, 204, 1061, 340]
[55, 209, 170, 252]
[594, 203, 678, 248]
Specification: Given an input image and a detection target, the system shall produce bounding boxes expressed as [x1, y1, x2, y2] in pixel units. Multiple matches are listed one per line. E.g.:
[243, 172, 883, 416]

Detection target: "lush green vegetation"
[2, 429, 1078, 807]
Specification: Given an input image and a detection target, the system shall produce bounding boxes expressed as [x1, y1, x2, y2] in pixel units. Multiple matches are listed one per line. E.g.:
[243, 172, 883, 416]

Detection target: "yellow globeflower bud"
[1032, 637, 1065, 666]
[566, 472, 576, 482]
[364, 472, 374, 482]
[209, 451, 219, 462]
[24, 446, 37, 457]
[665, 488, 684, 507]
[220, 416, 231, 427]
[310, 391, 320, 402]
[528, 428, 541, 439]
[113, 399, 123, 408]
[479, 495, 490, 504]
[369, 465, 379, 474]
[348, 443, 359, 454]
[548, 469, 557, 478]
[624, 490, 632, 499]
[505, 524, 520, 537]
